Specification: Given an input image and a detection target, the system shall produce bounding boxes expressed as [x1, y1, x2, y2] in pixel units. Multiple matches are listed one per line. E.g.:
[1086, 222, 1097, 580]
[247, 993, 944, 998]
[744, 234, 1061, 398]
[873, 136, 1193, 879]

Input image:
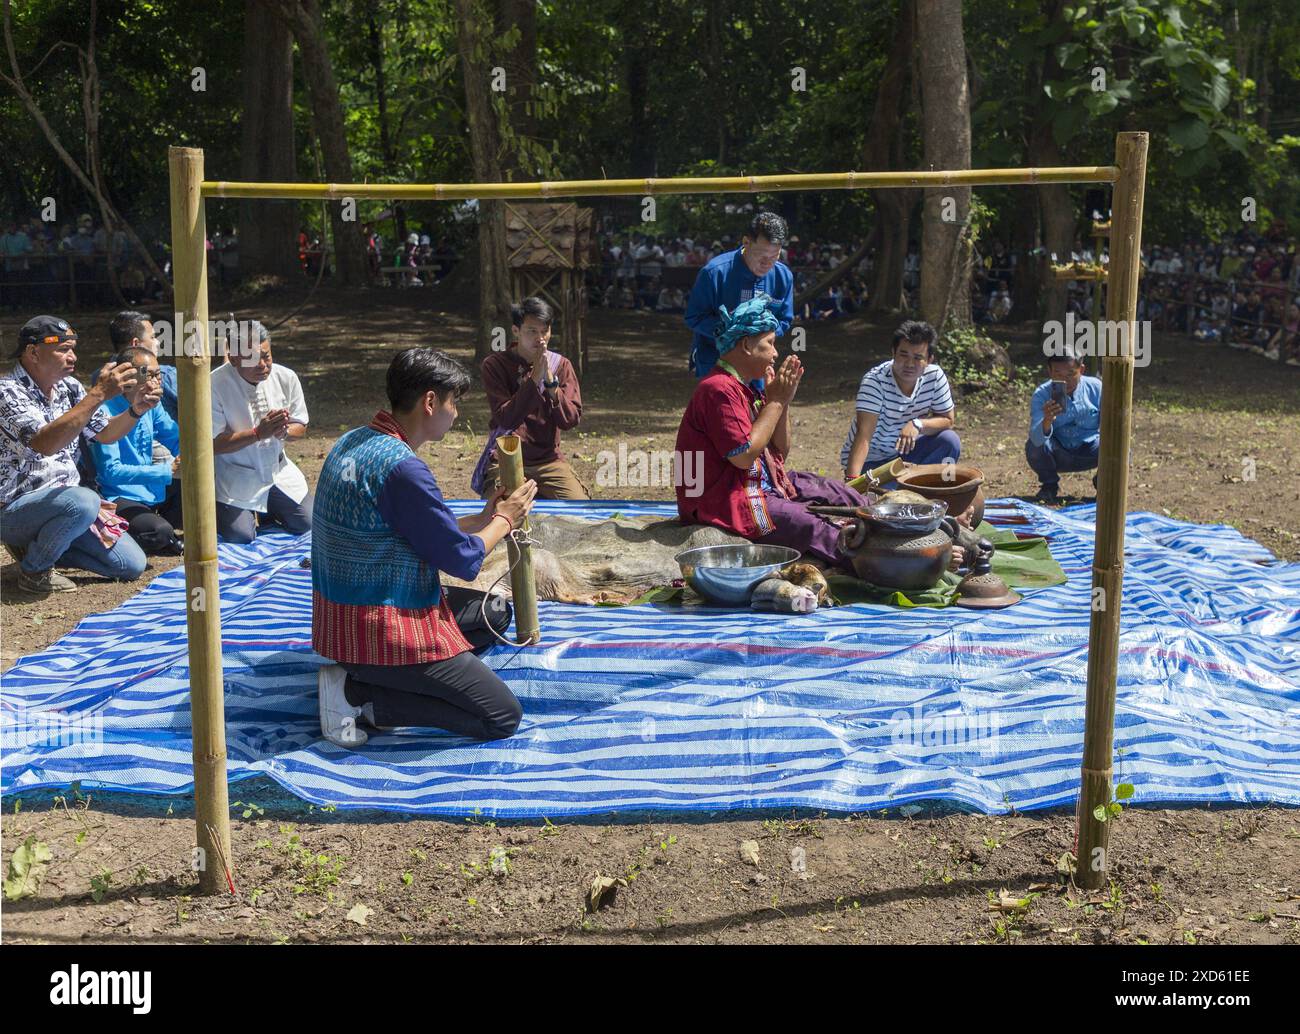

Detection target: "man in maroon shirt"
[478, 297, 590, 499]
[675, 295, 869, 567]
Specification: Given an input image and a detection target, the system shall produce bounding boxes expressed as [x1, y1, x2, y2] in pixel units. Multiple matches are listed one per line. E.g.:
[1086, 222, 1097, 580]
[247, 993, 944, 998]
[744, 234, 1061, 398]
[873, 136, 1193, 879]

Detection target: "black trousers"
[112, 482, 184, 555]
[341, 586, 522, 740]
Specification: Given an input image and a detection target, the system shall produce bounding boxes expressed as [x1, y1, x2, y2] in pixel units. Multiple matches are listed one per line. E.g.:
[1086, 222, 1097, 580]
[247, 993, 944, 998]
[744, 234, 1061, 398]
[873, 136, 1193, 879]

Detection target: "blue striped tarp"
[3, 499, 1297, 817]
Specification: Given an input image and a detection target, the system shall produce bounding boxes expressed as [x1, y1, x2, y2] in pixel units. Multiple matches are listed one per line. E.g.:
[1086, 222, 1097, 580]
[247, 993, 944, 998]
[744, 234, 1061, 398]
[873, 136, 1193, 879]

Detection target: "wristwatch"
[543, 377, 560, 390]
[911, 418, 924, 432]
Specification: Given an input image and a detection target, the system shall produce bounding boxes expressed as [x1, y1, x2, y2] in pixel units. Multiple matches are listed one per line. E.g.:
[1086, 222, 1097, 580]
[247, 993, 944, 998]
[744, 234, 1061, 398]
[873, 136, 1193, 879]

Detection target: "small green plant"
[250, 887, 265, 905]
[132, 865, 152, 886]
[655, 907, 673, 929]
[401, 871, 414, 886]
[1093, 782, 1135, 822]
[409, 848, 427, 862]
[538, 817, 562, 838]
[231, 800, 264, 819]
[659, 835, 678, 851]
[3, 837, 53, 900]
[89, 869, 113, 903]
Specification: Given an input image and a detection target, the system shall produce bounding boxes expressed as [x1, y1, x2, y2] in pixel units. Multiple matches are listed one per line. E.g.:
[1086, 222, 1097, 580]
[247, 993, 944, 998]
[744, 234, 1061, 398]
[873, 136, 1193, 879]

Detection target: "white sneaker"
[318, 664, 367, 748]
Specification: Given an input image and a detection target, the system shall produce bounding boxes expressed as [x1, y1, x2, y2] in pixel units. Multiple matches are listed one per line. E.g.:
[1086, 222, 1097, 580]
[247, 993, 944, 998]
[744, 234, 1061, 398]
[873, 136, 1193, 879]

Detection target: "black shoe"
[1033, 485, 1061, 504]
[155, 536, 185, 557]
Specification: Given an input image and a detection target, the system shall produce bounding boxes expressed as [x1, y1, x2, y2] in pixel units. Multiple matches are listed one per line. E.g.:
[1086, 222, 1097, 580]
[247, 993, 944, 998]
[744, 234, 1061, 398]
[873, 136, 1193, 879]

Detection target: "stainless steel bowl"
[673, 544, 803, 606]
[865, 500, 948, 533]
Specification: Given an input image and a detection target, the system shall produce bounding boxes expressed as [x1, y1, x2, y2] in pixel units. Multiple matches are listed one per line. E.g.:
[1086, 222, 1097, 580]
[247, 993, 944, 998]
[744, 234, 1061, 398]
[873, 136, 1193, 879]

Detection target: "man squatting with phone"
[1025, 343, 1102, 504]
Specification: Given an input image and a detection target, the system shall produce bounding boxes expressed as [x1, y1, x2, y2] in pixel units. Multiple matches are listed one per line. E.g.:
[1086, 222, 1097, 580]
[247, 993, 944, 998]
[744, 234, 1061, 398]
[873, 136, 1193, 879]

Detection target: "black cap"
[15, 315, 77, 357]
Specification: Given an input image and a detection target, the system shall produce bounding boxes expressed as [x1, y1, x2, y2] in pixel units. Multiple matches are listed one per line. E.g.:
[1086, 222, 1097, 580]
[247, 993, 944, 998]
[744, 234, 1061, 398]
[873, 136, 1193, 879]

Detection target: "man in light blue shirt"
[684, 211, 795, 378]
[87, 346, 184, 555]
[1025, 345, 1101, 503]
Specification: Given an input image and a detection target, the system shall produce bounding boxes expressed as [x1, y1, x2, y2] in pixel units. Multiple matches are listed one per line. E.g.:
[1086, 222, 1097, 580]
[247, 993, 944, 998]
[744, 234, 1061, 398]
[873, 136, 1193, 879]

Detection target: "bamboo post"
[495, 434, 540, 644]
[1076, 132, 1148, 890]
[168, 146, 232, 895]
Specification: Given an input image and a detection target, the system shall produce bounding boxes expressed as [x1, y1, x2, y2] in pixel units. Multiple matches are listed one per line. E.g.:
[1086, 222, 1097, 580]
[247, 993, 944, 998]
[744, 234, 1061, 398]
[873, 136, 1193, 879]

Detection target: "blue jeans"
[1, 484, 147, 580]
[1025, 437, 1099, 490]
[872, 428, 963, 470]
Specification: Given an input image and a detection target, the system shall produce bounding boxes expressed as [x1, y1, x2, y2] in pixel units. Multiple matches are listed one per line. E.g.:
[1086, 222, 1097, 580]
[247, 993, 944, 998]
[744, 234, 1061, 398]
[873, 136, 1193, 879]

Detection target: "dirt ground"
[1, 288, 1297, 944]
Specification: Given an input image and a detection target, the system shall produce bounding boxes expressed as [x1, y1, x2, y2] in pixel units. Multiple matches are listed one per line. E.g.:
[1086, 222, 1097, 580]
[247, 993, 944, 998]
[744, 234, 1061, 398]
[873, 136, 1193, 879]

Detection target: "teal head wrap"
[714, 293, 780, 353]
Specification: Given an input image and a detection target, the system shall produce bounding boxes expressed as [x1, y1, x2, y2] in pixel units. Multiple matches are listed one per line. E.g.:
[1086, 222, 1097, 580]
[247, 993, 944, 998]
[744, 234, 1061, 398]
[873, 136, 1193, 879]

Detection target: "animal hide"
[445, 514, 750, 604]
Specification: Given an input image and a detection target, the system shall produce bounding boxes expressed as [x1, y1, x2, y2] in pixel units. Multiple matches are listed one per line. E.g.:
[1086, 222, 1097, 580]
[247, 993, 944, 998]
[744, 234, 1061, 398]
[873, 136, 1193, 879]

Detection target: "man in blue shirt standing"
[684, 211, 795, 378]
[1025, 345, 1102, 503]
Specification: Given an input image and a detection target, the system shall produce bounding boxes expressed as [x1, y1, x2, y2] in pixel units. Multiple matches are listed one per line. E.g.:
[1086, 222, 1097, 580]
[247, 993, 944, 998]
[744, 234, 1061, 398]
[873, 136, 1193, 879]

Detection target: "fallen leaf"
[585, 875, 626, 912]
[345, 903, 373, 926]
[739, 840, 761, 867]
[990, 889, 1032, 912]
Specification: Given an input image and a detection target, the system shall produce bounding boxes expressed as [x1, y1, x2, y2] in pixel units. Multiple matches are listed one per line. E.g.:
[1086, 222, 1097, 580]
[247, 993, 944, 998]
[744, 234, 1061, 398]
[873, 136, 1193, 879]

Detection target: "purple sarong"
[760, 470, 870, 568]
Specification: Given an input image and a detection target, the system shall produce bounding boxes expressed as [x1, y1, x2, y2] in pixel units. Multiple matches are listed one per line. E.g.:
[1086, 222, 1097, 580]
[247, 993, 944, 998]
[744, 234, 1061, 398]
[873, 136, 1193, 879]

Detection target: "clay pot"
[894, 463, 986, 527]
[836, 515, 956, 590]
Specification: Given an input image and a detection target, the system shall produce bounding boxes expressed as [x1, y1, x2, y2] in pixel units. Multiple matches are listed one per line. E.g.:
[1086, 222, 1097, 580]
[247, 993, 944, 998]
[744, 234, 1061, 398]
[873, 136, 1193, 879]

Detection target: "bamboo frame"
[1076, 131, 1148, 890]
[170, 142, 1145, 894]
[167, 146, 231, 895]
[200, 166, 1118, 201]
[495, 434, 541, 645]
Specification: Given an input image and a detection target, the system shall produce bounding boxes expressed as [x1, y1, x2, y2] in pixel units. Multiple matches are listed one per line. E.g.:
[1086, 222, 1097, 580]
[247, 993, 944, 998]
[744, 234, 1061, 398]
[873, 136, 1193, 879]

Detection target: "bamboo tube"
[201, 166, 1119, 202]
[168, 146, 232, 895]
[847, 458, 908, 492]
[495, 434, 540, 645]
[1075, 132, 1148, 890]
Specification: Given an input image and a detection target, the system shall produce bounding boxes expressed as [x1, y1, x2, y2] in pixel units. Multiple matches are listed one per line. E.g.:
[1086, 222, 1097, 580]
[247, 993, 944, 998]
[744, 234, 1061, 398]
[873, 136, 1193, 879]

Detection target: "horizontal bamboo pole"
[201, 166, 1119, 201]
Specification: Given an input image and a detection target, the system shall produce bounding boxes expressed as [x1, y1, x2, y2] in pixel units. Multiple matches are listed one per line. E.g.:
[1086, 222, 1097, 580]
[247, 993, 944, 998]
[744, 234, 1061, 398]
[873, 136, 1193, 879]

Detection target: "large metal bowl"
[674, 544, 802, 606]
[866, 500, 949, 533]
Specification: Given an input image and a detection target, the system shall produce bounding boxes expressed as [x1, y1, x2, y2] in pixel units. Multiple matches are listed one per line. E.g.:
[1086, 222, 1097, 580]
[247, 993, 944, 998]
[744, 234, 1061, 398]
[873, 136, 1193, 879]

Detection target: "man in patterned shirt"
[0, 315, 149, 599]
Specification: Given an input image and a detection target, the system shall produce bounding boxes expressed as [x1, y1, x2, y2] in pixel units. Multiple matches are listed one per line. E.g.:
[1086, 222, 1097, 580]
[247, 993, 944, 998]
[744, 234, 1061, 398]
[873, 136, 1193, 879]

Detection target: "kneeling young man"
[675, 294, 868, 567]
[478, 296, 589, 499]
[842, 320, 960, 480]
[1025, 345, 1101, 503]
[312, 348, 537, 747]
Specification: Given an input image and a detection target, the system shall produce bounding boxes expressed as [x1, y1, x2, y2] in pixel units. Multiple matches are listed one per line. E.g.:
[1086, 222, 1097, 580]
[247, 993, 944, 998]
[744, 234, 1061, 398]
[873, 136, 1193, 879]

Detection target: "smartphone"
[1050, 380, 1068, 406]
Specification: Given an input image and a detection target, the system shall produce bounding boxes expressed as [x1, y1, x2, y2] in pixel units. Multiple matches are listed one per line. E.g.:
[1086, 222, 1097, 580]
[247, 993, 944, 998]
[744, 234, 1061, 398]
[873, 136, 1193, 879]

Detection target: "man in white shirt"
[211, 320, 313, 543]
[841, 320, 960, 479]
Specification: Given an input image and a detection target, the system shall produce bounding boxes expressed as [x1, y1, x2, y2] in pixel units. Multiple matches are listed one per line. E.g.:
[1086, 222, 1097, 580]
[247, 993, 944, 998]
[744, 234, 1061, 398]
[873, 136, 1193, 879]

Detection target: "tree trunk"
[707, 0, 727, 164]
[237, 1, 300, 280]
[456, 0, 512, 361]
[917, 0, 973, 332]
[621, 2, 654, 178]
[862, 0, 919, 314]
[1027, 0, 1074, 325]
[495, 0, 538, 177]
[367, 2, 405, 244]
[276, 0, 368, 287]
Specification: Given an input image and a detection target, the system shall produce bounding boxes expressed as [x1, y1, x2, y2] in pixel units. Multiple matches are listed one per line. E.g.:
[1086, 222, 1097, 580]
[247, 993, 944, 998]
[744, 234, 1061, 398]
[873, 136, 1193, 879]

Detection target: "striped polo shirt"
[840, 359, 955, 467]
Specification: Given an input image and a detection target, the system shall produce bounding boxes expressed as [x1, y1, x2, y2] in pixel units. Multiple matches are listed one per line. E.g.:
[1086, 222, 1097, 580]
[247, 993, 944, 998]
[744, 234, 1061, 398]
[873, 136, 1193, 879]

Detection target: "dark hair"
[111, 346, 156, 367]
[109, 310, 153, 349]
[749, 211, 788, 246]
[892, 319, 937, 356]
[1047, 347, 1084, 367]
[386, 347, 471, 412]
[511, 296, 553, 328]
